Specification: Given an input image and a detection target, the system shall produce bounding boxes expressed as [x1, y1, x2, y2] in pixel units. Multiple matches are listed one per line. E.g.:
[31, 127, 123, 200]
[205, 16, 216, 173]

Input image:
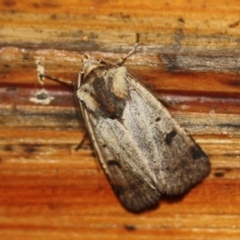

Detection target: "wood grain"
[0, 0, 240, 239]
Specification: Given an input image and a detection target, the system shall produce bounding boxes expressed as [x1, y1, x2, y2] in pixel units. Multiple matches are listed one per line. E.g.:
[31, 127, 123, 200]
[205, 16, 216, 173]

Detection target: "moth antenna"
[36, 61, 74, 86]
[39, 73, 74, 86]
[115, 33, 139, 66]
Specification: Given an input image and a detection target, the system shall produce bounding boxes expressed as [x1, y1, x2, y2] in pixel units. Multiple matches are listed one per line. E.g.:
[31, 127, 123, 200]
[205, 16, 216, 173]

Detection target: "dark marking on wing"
[92, 76, 126, 119]
[165, 130, 177, 145]
[190, 145, 207, 160]
[107, 160, 122, 169]
[155, 117, 161, 122]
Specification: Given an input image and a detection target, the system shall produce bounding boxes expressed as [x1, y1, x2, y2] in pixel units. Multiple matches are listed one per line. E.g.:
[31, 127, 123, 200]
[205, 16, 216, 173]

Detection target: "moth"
[39, 38, 211, 212]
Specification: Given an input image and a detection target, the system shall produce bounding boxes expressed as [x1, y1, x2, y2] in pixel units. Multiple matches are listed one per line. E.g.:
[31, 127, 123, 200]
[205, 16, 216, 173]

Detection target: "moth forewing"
[125, 75, 210, 195]
[77, 65, 161, 212]
[39, 42, 210, 212]
[76, 52, 210, 212]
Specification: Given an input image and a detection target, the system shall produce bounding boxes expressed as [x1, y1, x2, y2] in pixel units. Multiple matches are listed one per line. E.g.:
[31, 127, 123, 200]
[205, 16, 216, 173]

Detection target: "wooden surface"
[0, 0, 240, 239]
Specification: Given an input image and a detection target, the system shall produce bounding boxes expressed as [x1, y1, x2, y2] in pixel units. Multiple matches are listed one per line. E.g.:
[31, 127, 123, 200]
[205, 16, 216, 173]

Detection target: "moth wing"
[124, 73, 211, 195]
[80, 105, 161, 212]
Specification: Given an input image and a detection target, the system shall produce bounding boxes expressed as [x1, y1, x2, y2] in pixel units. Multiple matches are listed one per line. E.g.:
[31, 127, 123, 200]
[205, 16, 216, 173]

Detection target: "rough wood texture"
[0, 0, 240, 239]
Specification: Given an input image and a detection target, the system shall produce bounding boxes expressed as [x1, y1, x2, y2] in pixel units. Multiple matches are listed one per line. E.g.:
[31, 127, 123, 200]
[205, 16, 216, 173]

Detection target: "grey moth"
[39, 41, 211, 212]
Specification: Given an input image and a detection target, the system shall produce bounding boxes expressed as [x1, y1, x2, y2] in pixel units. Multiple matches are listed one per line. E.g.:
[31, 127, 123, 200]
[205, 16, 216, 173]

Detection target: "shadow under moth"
[38, 37, 211, 213]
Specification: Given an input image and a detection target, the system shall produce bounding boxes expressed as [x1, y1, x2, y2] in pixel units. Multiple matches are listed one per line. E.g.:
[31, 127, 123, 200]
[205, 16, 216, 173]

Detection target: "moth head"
[81, 54, 102, 79]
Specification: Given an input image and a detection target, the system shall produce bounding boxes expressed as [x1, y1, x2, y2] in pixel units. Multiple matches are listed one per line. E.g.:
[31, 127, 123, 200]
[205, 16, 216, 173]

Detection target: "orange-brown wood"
[0, 0, 240, 239]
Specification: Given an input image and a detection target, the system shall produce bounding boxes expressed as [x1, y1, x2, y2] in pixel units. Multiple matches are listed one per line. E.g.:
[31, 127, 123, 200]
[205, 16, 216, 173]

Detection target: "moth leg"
[77, 70, 84, 88]
[75, 133, 88, 151]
